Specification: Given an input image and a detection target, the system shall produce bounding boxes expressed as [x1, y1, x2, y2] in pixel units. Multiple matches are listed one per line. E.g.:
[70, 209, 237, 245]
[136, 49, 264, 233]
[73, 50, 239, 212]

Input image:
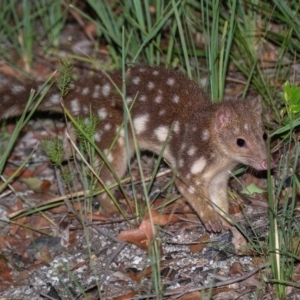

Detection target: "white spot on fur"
[3, 105, 19, 118]
[155, 95, 162, 103]
[70, 99, 80, 112]
[173, 95, 180, 103]
[191, 157, 207, 174]
[118, 137, 124, 146]
[188, 186, 195, 194]
[179, 159, 184, 167]
[244, 123, 249, 131]
[154, 126, 169, 142]
[148, 82, 155, 89]
[139, 95, 147, 101]
[107, 153, 113, 163]
[115, 126, 120, 133]
[104, 123, 112, 131]
[187, 146, 197, 156]
[134, 114, 149, 134]
[126, 96, 133, 103]
[132, 77, 140, 84]
[92, 85, 101, 98]
[153, 70, 159, 75]
[139, 68, 146, 73]
[202, 129, 209, 140]
[82, 87, 89, 95]
[159, 109, 166, 116]
[173, 121, 180, 133]
[102, 83, 111, 97]
[12, 85, 25, 94]
[82, 105, 89, 114]
[49, 94, 60, 104]
[119, 129, 125, 137]
[98, 108, 107, 119]
[105, 180, 112, 186]
[94, 132, 102, 142]
[167, 78, 175, 86]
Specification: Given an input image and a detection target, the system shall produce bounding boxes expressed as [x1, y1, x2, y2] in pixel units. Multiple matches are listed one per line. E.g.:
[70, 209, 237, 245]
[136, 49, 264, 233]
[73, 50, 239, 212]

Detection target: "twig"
[39, 292, 60, 300]
[99, 242, 127, 285]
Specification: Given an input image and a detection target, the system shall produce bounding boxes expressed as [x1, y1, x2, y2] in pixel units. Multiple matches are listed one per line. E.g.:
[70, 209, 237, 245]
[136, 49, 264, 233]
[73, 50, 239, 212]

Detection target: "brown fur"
[1, 66, 270, 232]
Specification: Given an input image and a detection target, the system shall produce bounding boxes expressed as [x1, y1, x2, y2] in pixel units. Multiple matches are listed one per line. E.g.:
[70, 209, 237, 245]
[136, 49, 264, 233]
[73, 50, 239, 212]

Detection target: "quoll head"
[214, 98, 272, 170]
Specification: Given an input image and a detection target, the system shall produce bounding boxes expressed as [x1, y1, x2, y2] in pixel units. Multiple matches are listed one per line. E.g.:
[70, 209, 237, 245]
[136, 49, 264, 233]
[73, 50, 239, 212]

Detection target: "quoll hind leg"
[175, 178, 228, 232]
[94, 131, 132, 215]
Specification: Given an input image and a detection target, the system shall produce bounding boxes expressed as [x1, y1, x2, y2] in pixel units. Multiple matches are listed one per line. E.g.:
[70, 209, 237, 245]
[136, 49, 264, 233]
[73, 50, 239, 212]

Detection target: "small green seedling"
[282, 81, 300, 121]
[241, 183, 265, 195]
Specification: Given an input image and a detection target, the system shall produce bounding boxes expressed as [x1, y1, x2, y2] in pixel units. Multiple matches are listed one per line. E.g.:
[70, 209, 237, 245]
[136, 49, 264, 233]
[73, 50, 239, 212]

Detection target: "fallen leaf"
[229, 262, 244, 275]
[34, 246, 52, 264]
[244, 274, 262, 288]
[229, 202, 242, 215]
[117, 228, 148, 250]
[241, 183, 265, 195]
[31, 162, 50, 176]
[7, 197, 24, 214]
[10, 216, 27, 235]
[190, 234, 210, 253]
[144, 209, 178, 225]
[177, 291, 202, 300]
[0, 255, 12, 282]
[293, 263, 300, 282]
[118, 209, 175, 250]
[113, 291, 137, 300]
[20, 177, 51, 193]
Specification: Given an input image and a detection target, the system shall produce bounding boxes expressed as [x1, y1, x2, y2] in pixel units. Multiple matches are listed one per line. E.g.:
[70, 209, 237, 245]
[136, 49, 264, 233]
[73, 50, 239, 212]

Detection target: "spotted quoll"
[1, 66, 271, 232]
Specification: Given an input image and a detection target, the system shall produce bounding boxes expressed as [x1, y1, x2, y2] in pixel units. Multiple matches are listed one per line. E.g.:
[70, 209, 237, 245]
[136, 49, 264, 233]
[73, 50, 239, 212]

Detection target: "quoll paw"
[202, 210, 230, 233]
[97, 195, 119, 215]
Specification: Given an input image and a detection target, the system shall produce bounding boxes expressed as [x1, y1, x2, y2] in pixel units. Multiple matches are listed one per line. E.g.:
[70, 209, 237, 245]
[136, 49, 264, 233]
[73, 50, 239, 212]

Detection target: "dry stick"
[134, 262, 270, 299]
[39, 293, 60, 300]
[8, 168, 171, 219]
[99, 242, 127, 285]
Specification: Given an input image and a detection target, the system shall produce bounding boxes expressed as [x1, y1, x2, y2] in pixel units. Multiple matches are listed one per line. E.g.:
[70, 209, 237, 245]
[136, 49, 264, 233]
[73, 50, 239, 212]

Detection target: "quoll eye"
[237, 138, 246, 147]
[263, 133, 268, 140]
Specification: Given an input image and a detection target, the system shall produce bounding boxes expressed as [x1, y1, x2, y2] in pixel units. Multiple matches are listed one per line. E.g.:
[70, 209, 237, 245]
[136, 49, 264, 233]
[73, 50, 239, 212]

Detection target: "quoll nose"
[261, 159, 276, 170]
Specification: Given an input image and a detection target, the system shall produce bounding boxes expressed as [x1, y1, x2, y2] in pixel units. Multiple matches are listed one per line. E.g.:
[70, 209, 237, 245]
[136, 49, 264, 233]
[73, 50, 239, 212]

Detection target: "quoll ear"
[215, 105, 232, 130]
[249, 97, 262, 115]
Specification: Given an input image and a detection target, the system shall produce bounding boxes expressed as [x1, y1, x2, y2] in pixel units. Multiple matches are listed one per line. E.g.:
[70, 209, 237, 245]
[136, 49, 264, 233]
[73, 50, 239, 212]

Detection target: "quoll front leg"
[175, 177, 229, 232]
